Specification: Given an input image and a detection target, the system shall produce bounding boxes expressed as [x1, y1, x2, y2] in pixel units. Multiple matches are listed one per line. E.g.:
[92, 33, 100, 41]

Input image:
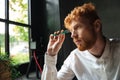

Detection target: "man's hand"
[46, 30, 65, 56]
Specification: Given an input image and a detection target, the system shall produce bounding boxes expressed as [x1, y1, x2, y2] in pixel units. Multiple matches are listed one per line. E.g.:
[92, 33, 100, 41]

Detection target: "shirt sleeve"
[41, 53, 75, 80]
[41, 54, 58, 80]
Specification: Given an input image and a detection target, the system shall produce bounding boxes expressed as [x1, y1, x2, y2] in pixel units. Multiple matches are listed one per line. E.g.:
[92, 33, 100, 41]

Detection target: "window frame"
[0, 0, 31, 56]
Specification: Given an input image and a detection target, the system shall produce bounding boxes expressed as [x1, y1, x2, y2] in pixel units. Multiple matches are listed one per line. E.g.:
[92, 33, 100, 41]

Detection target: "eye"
[74, 25, 79, 30]
[78, 25, 84, 28]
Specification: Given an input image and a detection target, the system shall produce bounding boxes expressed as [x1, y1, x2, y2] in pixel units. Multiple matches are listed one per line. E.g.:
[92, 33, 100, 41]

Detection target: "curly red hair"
[64, 2, 100, 29]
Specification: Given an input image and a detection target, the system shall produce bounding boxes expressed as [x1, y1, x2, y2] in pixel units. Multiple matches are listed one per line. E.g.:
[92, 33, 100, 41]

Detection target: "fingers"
[49, 34, 57, 42]
[49, 33, 58, 42]
[52, 30, 65, 36]
[49, 30, 65, 42]
[47, 30, 66, 56]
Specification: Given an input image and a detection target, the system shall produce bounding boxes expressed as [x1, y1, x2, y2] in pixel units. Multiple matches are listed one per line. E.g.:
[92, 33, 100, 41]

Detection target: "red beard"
[74, 37, 96, 51]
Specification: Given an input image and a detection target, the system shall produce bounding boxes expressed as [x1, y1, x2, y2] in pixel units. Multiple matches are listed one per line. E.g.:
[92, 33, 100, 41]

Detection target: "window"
[9, 24, 29, 64]
[0, 22, 5, 54]
[9, 0, 28, 24]
[0, 0, 5, 19]
[0, 0, 31, 65]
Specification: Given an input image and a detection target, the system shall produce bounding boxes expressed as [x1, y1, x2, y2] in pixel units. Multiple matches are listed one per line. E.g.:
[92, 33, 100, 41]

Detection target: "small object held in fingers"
[53, 30, 70, 36]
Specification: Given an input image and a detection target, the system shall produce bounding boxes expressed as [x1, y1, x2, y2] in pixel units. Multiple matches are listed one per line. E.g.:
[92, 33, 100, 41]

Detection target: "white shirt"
[41, 39, 120, 80]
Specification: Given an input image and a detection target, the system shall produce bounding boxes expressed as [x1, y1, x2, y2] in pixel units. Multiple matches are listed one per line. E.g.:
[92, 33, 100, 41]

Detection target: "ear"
[93, 19, 102, 32]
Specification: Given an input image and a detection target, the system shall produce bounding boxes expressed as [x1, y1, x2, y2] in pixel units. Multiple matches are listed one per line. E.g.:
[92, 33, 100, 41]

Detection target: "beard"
[74, 36, 96, 51]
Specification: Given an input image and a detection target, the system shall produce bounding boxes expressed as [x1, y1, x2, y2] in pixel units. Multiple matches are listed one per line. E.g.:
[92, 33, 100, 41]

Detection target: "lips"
[74, 40, 82, 44]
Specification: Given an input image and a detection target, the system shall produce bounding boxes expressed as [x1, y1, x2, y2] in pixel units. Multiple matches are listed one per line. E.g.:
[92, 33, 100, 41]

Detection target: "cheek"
[78, 29, 89, 38]
[82, 29, 97, 42]
[77, 29, 84, 37]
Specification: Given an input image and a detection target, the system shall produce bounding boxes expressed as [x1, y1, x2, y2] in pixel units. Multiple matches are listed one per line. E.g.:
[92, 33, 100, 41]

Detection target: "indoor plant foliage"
[0, 54, 21, 80]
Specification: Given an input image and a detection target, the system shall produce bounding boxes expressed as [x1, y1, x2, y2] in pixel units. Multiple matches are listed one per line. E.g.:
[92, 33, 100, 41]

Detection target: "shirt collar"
[99, 39, 111, 60]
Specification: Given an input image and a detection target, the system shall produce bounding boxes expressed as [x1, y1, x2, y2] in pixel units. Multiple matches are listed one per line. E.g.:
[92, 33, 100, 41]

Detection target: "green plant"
[11, 53, 29, 65]
[0, 54, 21, 80]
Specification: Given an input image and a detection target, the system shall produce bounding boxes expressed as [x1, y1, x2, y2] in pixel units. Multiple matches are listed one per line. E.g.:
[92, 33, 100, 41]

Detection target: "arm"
[41, 30, 75, 80]
[41, 54, 57, 80]
[41, 52, 75, 80]
[41, 30, 65, 80]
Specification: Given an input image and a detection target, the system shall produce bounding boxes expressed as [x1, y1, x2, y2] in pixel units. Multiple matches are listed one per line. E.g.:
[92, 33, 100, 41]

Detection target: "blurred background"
[0, 0, 120, 79]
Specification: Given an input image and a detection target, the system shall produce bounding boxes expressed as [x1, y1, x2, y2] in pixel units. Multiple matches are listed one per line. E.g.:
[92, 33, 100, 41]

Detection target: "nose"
[71, 30, 77, 38]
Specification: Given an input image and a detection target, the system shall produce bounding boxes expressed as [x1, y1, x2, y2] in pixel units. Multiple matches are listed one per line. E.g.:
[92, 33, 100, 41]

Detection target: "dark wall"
[31, 0, 46, 53]
[87, 0, 120, 38]
[59, 0, 84, 26]
[31, 0, 47, 69]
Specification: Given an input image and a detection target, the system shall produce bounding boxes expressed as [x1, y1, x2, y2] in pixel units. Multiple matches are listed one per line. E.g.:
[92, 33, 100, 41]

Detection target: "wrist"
[45, 51, 56, 56]
[45, 53, 57, 66]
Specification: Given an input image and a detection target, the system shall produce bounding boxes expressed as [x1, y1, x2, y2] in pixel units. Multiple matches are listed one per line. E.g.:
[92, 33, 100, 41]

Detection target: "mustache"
[73, 37, 82, 42]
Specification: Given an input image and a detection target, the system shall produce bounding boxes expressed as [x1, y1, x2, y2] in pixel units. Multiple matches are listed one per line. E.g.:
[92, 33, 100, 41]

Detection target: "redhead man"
[41, 2, 120, 80]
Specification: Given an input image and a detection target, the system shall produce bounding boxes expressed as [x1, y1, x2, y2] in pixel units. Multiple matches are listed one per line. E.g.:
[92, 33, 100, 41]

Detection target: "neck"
[88, 36, 106, 58]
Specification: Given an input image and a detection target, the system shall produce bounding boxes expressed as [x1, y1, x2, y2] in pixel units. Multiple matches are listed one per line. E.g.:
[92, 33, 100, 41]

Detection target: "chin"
[77, 46, 87, 51]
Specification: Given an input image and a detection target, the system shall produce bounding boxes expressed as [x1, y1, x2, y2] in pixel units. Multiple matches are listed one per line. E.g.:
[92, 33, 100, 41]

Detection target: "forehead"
[70, 18, 90, 29]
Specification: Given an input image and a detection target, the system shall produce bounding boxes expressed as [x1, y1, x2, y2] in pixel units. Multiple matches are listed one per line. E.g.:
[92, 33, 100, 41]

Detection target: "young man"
[41, 2, 120, 80]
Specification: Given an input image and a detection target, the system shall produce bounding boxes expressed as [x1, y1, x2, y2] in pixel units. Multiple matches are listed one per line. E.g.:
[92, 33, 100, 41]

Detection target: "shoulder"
[108, 38, 120, 53]
[108, 38, 120, 62]
[63, 48, 80, 64]
[71, 48, 81, 54]
[62, 49, 79, 70]
[64, 48, 83, 63]
[69, 48, 82, 58]
[109, 38, 120, 46]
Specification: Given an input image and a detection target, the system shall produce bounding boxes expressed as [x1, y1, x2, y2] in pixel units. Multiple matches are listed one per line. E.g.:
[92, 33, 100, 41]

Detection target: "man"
[41, 2, 120, 80]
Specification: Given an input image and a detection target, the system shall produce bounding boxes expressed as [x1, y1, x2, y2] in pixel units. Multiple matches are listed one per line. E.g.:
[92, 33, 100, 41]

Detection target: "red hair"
[64, 2, 100, 29]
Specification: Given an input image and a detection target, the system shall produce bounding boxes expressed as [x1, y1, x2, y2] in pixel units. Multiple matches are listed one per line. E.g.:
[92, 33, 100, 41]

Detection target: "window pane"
[9, 24, 29, 65]
[0, 0, 5, 19]
[0, 22, 5, 54]
[9, 0, 28, 24]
